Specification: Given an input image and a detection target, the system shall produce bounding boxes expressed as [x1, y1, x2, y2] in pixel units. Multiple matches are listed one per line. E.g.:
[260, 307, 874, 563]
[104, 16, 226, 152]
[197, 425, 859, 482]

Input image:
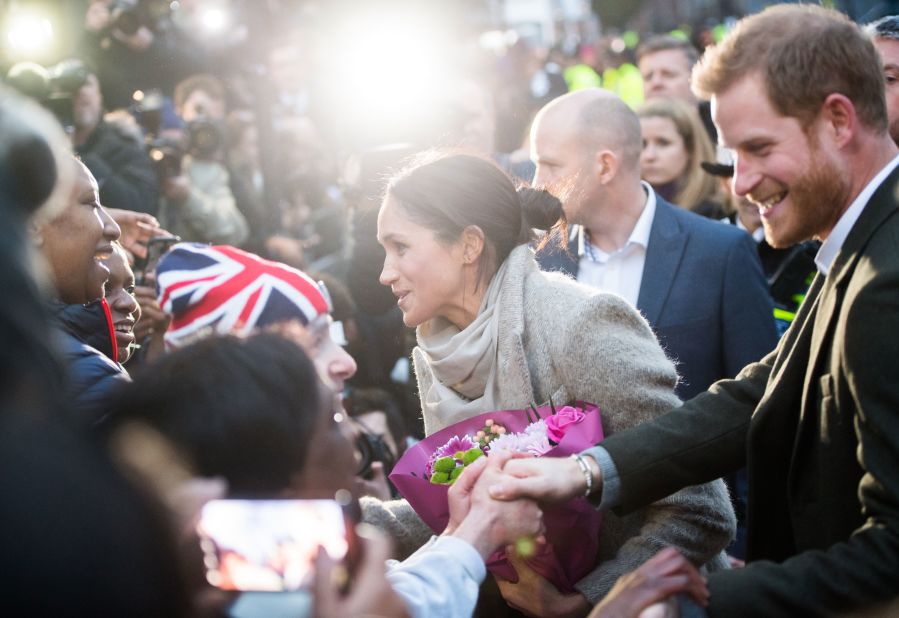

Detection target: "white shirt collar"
[579, 182, 656, 259]
[735, 215, 765, 243]
[815, 153, 899, 275]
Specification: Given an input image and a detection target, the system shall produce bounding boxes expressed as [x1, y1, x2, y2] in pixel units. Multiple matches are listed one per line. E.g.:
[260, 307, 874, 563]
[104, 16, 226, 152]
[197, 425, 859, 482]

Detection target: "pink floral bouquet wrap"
[389, 401, 603, 593]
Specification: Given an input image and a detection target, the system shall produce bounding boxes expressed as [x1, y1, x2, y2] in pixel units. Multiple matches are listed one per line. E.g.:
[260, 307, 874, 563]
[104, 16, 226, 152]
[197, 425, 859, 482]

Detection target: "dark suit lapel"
[804, 168, 899, 398]
[637, 200, 687, 324]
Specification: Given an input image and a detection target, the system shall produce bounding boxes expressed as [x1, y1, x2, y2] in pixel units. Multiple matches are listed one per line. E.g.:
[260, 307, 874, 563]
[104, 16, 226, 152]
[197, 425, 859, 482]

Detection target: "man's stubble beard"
[763, 144, 850, 248]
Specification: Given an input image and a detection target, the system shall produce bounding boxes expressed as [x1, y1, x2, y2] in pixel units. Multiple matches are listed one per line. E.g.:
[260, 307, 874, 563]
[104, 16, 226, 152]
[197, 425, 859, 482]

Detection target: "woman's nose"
[99, 206, 121, 242]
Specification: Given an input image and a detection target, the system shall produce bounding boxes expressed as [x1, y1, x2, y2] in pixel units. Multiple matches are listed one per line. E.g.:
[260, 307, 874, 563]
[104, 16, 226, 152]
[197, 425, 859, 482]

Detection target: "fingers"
[489, 475, 553, 501]
[451, 452, 489, 498]
[489, 457, 585, 503]
[312, 546, 337, 616]
[636, 548, 710, 608]
[351, 525, 393, 589]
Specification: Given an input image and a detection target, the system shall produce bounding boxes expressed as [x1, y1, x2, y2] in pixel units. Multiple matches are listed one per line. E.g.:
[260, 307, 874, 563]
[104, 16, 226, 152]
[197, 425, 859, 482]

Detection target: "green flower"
[462, 448, 483, 465]
[430, 471, 450, 484]
[433, 456, 456, 473]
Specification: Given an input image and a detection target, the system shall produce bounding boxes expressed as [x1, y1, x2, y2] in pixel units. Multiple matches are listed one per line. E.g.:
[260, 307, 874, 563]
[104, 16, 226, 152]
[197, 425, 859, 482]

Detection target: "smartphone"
[197, 499, 349, 592]
[134, 235, 181, 287]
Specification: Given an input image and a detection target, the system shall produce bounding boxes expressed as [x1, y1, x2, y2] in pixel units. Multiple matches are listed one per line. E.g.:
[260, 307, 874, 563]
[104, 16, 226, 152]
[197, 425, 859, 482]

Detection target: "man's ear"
[595, 150, 620, 185]
[459, 225, 486, 265]
[819, 93, 857, 148]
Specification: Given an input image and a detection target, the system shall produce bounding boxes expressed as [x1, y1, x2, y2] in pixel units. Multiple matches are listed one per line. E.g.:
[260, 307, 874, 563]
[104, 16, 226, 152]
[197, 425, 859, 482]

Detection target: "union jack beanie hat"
[156, 243, 331, 349]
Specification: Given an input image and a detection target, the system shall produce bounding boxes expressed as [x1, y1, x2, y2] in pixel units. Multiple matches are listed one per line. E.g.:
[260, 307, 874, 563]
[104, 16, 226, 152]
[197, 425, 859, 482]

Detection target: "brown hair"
[636, 35, 699, 66]
[386, 152, 565, 288]
[693, 4, 887, 132]
[638, 97, 722, 213]
[173, 74, 226, 110]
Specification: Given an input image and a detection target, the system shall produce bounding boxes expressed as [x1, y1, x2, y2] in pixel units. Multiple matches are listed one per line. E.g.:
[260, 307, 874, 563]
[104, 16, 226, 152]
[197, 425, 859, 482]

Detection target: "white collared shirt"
[736, 215, 766, 244]
[815, 153, 899, 275]
[576, 182, 656, 307]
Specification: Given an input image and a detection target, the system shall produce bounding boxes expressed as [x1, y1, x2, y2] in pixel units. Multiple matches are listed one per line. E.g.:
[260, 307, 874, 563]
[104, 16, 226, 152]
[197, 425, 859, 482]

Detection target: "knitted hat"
[156, 243, 331, 349]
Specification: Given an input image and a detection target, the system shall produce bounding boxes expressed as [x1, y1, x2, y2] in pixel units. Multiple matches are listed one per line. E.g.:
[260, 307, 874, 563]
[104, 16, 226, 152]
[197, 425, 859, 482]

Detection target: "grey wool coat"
[363, 245, 734, 604]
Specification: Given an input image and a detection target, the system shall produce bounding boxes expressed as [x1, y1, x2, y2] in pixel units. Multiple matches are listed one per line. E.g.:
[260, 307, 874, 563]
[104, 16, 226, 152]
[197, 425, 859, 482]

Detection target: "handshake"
[442, 450, 546, 560]
[444, 453, 710, 618]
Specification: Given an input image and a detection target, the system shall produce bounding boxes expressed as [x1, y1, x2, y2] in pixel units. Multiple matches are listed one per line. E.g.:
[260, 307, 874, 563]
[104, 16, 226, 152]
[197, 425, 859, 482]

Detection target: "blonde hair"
[638, 97, 722, 214]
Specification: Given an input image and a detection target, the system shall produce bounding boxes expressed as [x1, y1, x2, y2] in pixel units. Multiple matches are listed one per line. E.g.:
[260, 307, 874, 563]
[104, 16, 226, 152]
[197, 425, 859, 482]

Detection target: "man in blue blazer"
[532, 89, 777, 401]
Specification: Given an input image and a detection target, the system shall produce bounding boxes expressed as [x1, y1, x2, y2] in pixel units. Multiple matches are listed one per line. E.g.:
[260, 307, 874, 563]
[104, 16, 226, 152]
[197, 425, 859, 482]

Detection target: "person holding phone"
[105, 333, 546, 617]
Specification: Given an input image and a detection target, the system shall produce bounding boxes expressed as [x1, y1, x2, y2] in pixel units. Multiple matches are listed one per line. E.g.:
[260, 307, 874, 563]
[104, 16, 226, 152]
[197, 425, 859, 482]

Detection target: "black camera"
[147, 135, 184, 183]
[185, 116, 225, 159]
[143, 120, 225, 179]
[5, 60, 91, 132]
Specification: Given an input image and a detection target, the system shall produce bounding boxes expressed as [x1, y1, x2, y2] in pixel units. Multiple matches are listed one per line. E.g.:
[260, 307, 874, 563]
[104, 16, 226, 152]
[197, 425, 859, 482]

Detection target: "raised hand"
[105, 208, 166, 261]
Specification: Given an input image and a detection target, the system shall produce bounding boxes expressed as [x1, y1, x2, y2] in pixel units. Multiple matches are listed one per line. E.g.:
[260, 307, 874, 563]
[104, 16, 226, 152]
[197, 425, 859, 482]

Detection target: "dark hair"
[387, 152, 565, 286]
[636, 35, 699, 65]
[865, 14, 899, 40]
[108, 333, 322, 496]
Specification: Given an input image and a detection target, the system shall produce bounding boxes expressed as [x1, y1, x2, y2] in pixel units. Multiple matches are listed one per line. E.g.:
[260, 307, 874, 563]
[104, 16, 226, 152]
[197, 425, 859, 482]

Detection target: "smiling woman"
[34, 158, 121, 305]
[104, 243, 141, 364]
[37, 157, 131, 422]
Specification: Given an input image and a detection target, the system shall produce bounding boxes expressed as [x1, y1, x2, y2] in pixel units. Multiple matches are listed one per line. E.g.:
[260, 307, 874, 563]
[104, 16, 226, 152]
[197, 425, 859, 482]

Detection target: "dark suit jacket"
[537, 195, 777, 400]
[599, 169, 899, 615]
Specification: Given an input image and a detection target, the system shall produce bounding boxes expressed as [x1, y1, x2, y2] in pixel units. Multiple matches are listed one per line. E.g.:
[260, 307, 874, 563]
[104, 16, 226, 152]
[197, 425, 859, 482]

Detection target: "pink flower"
[544, 406, 586, 443]
[427, 435, 477, 476]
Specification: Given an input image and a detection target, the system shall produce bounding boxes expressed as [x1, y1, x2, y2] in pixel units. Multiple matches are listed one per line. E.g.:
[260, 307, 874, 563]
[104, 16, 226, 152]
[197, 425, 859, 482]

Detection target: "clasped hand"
[444, 451, 545, 561]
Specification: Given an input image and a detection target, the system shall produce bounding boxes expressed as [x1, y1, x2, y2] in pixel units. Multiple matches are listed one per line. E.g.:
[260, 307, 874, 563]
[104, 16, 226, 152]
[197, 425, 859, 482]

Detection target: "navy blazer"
[537, 195, 777, 400]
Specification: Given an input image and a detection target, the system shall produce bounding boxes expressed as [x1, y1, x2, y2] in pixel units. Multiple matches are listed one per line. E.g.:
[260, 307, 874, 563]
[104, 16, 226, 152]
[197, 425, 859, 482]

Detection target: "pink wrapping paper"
[389, 401, 603, 593]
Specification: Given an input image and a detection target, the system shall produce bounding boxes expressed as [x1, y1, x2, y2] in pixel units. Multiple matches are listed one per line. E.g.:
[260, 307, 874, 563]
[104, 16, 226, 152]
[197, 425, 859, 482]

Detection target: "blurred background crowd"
[2, 1, 899, 615]
[4, 0, 893, 445]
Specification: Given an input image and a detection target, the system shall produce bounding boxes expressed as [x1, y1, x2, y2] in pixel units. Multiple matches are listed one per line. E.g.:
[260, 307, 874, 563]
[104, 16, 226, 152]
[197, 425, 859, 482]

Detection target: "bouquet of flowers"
[390, 401, 603, 593]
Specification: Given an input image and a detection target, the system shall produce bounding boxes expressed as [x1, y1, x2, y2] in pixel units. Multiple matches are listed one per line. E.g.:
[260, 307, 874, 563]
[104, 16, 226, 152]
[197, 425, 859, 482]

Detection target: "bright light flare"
[332, 16, 442, 101]
[323, 10, 454, 140]
[199, 7, 229, 34]
[5, 12, 54, 59]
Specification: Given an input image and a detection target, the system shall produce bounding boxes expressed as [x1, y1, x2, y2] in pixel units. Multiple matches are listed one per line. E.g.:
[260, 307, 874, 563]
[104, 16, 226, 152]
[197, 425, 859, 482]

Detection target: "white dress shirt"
[386, 535, 485, 618]
[576, 182, 656, 307]
[736, 215, 766, 244]
[587, 151, 899, 515]
[815, 153, 899, 275]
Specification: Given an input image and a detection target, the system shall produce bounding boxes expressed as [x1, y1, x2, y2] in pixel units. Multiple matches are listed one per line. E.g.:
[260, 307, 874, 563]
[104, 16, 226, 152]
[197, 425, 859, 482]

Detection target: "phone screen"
[135, 235, 180, 287]
[197, 499, 348, 592]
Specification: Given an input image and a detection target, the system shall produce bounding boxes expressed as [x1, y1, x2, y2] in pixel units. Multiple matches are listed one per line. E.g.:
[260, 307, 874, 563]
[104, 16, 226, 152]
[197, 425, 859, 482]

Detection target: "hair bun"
[517, 186, 564, 231]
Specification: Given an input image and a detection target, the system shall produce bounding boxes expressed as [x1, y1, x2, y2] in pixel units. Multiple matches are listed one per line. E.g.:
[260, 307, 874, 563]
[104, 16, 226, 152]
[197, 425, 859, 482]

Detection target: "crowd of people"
[1, 1, 899, 616]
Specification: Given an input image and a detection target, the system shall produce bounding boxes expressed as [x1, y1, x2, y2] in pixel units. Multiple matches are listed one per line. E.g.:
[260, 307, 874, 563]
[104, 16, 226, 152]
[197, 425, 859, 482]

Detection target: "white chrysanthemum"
[488, 420, 552, 456]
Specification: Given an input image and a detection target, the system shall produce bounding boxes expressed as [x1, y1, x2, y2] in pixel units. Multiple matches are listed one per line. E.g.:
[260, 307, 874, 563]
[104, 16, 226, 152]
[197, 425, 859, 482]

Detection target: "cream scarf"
[415, 256, 511, 426]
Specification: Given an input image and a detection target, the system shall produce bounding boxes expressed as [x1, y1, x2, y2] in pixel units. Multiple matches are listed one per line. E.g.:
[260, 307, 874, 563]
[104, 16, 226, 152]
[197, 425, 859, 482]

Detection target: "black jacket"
[50, 299, 130, 424]
[76, 120, 159, 215]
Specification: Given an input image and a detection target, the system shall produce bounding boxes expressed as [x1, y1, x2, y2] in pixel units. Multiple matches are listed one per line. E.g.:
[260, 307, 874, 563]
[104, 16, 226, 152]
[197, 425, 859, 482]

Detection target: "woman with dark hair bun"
[372, 152, 734, 612]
